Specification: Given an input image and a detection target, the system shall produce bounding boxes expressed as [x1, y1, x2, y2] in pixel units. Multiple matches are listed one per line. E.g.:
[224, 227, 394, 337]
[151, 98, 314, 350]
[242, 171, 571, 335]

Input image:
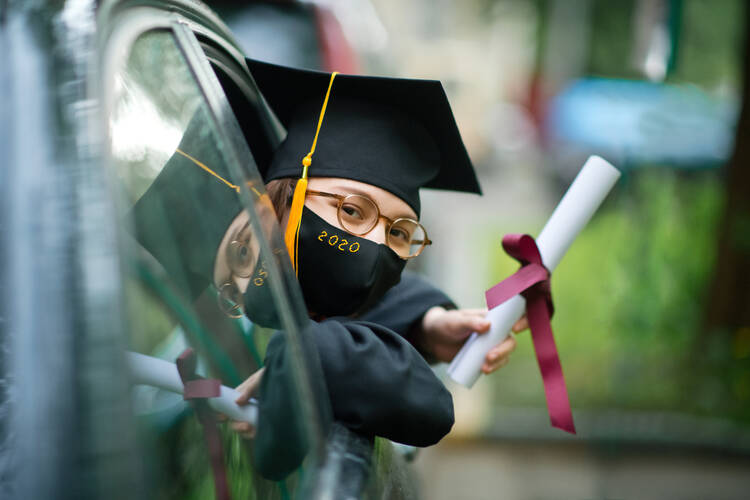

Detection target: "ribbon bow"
[176, 349, 231, 500]
[485, 234, 576, 434]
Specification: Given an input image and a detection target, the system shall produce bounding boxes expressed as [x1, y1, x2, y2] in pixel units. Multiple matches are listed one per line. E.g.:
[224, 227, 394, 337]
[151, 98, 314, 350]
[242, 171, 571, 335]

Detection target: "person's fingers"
[458, 309, 489, 325]
[231, 421, 253, 433]
[484, 336, 517, 364]
[512, 316, 529, 333]
[467, 316, 491, 334]
[460, 308, 489, 317]
[234, 422, 249, 433]
[482, 355, 511, 374]
[230, 420, 257, 439]
[235, 370, 259, 393]
[239, 429, 256, 439]
[235, 368, 264, 405]
[445, 310, 489, 336]
[235, 383, 255, 405]
[235, 378, 252, 395]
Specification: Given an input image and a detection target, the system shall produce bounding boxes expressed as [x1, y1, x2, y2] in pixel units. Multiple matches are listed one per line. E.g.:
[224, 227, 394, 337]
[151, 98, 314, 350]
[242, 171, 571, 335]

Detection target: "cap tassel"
[284, 157, 310, 274]
[284, 72, 338, 274]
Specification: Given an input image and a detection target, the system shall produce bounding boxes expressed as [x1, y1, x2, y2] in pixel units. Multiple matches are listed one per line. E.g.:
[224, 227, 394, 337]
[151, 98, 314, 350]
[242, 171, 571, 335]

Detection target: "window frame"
[99, 2, 328, 494]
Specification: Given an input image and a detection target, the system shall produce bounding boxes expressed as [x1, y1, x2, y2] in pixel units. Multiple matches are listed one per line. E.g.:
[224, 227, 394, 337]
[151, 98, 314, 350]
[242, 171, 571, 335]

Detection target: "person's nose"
[362, 218, 388, 245]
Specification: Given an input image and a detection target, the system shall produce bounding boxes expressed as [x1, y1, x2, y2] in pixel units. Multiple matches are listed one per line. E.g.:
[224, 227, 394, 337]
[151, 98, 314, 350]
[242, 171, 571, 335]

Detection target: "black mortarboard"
[129, 113, 242, 299]
[245, 58, 481, 216]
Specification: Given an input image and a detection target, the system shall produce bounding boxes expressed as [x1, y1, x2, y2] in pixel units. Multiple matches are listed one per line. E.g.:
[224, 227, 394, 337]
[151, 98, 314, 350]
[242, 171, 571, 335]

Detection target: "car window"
[106, 26, 324, 499]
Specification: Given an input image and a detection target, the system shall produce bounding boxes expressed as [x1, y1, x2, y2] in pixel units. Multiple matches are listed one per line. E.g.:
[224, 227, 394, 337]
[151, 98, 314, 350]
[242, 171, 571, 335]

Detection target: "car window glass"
[107, 28, 320, 498]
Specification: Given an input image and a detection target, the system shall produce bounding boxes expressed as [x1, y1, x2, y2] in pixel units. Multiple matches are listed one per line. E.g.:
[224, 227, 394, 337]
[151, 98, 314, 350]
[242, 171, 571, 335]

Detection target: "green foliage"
[125, 277, 176, 354]
[669, 0, 744, 88]
[369, 439, 418, 499]
[484, 170, 750, 423]
[586, 0, 742, 89]
[588, 0, 641, 79]
[145, 414, 298, 500]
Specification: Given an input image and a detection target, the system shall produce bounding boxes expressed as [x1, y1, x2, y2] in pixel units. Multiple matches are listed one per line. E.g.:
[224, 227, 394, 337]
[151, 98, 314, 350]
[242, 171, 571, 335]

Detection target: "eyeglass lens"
[388, 218, 427, 259]
[226, 223, 256, 278]
[338, 194, 379, 234]
[337, 194, 427, 258]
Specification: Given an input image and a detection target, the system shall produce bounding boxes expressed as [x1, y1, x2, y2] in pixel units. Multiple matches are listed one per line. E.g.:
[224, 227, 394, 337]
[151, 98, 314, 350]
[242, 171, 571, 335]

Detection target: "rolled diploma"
[126, 351, 258, 425]
[447, 155, 621, 388]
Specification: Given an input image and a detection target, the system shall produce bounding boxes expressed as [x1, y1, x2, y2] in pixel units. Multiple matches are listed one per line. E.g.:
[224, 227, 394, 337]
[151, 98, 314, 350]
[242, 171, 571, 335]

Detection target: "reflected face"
[214, 210, 258, 292]
[304, 177, 417, 246]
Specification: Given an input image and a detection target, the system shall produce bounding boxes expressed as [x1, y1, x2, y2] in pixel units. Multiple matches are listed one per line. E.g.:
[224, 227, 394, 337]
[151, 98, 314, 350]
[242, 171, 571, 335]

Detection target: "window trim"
[99, 0, 327, 472]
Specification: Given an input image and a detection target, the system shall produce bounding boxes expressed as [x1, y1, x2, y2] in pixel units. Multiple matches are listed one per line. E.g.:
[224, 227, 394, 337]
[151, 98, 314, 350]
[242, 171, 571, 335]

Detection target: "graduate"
[129, 60, 523, 480]
[240, 59, 522, 375]
[230, 60, 525, 476]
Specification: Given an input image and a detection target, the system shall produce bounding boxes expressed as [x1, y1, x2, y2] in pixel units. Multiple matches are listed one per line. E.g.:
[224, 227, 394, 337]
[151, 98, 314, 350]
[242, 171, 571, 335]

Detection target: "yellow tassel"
[285, 176, 308, 274]
[284, 71, 338, 274]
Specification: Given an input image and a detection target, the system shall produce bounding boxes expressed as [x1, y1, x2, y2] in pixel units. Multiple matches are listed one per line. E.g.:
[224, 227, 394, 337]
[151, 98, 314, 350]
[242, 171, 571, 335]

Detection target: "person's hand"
[420, 307, 528, 374]
[481, 316, 528, 374]
[228, 367, 264, 439]
[420, 307, 491, 363]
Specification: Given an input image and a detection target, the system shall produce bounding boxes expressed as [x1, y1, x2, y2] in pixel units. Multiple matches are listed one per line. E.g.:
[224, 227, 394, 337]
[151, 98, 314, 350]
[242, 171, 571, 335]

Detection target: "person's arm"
[249, 317, 454, 479]
[260, 318, 453, 445]
[302, 318, 454, 445]
[250, 328, 328, 481]
[357, 270, 456, 358]
[358, 271, 526, 372]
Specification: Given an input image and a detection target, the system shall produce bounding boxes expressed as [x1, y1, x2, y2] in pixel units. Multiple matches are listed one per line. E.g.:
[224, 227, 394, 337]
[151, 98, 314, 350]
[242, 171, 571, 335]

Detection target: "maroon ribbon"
[176, 349, 231, 500]
[485, 234, 576, 434]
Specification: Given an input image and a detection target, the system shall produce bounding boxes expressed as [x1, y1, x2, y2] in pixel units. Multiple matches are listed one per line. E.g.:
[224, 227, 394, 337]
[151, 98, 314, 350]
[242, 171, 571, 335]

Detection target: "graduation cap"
[245, 58, 481, 270]
[129, 113, 243, 299]
[247, 59, 481, 215]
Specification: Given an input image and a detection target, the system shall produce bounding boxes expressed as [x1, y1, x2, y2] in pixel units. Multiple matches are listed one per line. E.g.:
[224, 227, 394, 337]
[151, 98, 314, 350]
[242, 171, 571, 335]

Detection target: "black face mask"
[296, 207, 406, 318]
[242, 253, 283, 330]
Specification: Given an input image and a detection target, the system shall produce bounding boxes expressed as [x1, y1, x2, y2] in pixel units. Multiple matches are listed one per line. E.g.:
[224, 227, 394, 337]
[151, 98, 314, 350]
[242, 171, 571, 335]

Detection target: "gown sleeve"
[254, 317, 454, 479]
[358, 270, 456, 356]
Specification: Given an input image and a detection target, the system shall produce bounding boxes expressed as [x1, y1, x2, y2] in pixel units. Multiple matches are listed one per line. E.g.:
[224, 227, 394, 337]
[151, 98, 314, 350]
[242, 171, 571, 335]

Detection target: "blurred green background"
[214, 0, 750, 497]
[366, 0, 750, 437]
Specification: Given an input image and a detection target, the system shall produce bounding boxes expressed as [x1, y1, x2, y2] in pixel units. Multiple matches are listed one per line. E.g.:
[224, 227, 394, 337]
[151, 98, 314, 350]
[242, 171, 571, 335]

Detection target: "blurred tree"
[704, 1, 750, 333]
[666, 0, 742, 87]
[588, 0, 639, 78]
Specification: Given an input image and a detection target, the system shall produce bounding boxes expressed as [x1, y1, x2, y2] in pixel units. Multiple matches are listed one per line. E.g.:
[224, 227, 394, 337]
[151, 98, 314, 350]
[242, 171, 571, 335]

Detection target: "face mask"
[296, 207, 406, 318]
[242, 253, 283, 330]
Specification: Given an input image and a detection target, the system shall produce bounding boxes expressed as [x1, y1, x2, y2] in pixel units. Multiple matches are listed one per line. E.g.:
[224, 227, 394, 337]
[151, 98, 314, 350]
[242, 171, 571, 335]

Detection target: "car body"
[0, 1, 417, 498]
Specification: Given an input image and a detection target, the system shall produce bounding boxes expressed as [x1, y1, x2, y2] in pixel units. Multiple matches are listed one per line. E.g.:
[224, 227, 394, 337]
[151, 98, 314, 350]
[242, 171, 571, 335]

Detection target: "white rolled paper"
[447, 155, 621, 387]
[126, 351, 258, 425]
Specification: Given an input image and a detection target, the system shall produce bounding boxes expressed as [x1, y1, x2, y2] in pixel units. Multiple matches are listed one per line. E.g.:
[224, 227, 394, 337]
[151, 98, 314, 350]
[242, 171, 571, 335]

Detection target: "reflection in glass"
[109, 30, 316, 498]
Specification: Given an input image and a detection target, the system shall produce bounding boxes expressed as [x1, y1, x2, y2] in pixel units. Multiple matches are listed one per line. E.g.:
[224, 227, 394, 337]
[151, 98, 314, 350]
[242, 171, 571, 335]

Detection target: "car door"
[99, 2, 333, 498]
[1, 0, 419, 498]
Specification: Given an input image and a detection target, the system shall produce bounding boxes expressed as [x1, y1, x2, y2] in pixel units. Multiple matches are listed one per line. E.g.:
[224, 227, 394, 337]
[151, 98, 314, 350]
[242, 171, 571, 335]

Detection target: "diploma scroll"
[447, 155, 621, 388]
[127, 351, 258, 425]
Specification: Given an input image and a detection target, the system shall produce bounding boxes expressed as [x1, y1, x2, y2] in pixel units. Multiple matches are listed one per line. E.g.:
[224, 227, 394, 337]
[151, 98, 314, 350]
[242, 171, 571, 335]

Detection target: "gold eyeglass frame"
[305, 189, 432, 259]
[217, 222, 256, 319]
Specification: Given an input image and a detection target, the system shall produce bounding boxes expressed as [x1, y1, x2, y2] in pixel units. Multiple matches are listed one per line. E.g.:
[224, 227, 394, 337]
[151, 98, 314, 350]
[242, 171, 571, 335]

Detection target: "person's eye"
[342, 204, 364, 220]
[389, 226, 410, 243]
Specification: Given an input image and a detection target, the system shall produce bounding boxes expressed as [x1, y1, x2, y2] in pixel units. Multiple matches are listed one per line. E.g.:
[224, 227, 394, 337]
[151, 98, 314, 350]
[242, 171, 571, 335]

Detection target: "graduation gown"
[358, 270, 457, 362]
[254, 273, 456, 480]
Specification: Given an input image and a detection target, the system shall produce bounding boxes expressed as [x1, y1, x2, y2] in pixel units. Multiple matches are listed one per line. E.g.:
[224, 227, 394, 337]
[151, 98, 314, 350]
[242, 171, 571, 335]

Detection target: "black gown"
[359, 270, 457, 362]
[253, 272, 456, 480]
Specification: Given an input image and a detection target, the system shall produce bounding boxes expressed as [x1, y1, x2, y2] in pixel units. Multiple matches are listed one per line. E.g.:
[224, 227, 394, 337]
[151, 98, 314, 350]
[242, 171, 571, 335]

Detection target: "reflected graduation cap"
[129, 113, 243, 299]
[246, 58, 481, 216]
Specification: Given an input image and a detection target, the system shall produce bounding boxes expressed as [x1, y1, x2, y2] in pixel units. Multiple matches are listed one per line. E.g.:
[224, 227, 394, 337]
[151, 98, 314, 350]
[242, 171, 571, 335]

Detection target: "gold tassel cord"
[176, 149, 240, 193]
[177, 149, 268, 200]
[284, 71, 339, 274]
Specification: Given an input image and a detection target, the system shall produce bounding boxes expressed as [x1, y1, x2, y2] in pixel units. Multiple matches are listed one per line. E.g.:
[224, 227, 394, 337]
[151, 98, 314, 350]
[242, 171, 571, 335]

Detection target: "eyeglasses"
[306, 189, 432, 259]
[217, 222, 257, 318]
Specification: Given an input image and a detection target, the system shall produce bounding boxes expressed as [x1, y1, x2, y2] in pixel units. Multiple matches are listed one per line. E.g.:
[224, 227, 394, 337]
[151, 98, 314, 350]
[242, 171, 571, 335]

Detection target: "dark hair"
[265, 178, 296, 223]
